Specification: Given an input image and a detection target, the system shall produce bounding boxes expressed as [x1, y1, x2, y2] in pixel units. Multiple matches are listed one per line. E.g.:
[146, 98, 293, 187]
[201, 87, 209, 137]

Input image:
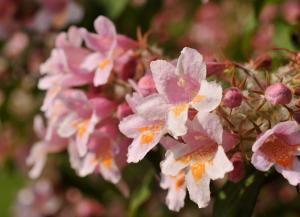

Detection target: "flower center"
[259, 135, 299, 169]
[98, 58, 111, 70]
[138, 123, 163, 145]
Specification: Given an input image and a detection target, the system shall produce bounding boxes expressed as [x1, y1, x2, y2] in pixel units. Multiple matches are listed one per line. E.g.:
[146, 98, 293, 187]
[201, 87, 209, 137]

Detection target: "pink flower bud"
[265, 83, 292, 105]
[295, 88, 300, 96]
[206, 62, 227, 77]
[293, 111, 300, 124]
[223, 87, 243, 108]
[222, 130, 239, 152]
[137, 74, 156, 96]
[117, 102, 132, 119]
[253, 54, 272, 70]
[228, 152, 244, 183]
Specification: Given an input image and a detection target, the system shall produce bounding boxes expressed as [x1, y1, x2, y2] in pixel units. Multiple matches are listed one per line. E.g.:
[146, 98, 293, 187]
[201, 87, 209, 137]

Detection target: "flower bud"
[265, 83, 292, 105]
[294, 87, 300, 96]
[223, 87, 243, 108]
[206, 62, 227, 77]
[228, 152, 244, 183]
[137, 74, 156, 96]
[293, 111, 300, 124]
[117, 102, 132, 119]
[253, 54, 272, 70]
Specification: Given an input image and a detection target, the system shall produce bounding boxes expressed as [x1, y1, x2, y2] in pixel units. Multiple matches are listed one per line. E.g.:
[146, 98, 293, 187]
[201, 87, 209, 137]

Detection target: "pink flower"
[57, 90, 116, 157]
[150, 47, 222, 137]
[251, 121, 300, 185]
[27, 115, 67, 178]
[160, 112, 233, 209]
[32, 0, 83, 32]
[160, 172, 186, 212]
[80, 16, 117, 86]
[76, 119, 129, 184]
[39, 26, 93, 112]
[119, 94, 169, 163]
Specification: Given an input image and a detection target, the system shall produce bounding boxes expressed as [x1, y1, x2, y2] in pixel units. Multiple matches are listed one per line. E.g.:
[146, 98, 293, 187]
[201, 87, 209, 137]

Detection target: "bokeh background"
[0, 0, 300, 216]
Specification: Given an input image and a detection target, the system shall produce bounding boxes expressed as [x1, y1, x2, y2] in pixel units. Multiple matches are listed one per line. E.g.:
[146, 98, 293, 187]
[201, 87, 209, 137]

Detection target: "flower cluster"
[29, 15, 300, 212]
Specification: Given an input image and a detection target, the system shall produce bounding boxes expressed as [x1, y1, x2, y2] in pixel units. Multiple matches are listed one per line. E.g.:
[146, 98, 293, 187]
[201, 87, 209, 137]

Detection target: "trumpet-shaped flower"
[77, 119, 129, 183]
[119, 94, 169, 163]
[251, 121, 300, 185]
[81, 16, 117, 86]
[58, 90, 115, 157]
[160, 172, 186, 212]
[160, 112, 233, 209]
[150, 47, 222, 137]
[27, 115, 67, 178]
[39, 26, 93, 112]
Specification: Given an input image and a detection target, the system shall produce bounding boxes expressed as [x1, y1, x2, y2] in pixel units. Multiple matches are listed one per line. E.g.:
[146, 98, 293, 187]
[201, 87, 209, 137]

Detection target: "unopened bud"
[253, 54, 272, 70]
[293, 111, 300, 124]
[265, 83, 292, 105]
[228, 152, 244, 183]
[223, 87, 243, 108]
[138, 74, 156, 96]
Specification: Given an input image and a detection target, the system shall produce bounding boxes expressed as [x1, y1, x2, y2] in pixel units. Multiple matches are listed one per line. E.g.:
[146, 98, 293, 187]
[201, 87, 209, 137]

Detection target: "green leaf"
[273, 21, 295, 51]
[0, 166, 25, 217]
[213, 171, 267, 217]
[96, 0, 129, 18]
[128, 172, 153, 217]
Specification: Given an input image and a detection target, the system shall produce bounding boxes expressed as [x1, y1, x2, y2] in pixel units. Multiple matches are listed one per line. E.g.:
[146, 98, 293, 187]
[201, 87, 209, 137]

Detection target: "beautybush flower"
[160, 172, 186, 212]
[73, 118, 130, 183]
[57, 90, 116, 157]
[160, 112, 233, 210]
[39, 26, 93, 112]
[150, 47, 222, 137]
[27, 115, 67, 178]
[80, 16, 137, 86]
[119, 94, 169, 163]
[251, 121, 300, 185]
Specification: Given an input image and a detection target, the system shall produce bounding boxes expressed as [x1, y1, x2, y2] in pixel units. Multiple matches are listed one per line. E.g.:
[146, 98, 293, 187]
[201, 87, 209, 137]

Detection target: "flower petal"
[27, 142, 47, 179]
[195, 112, 223, 145]
[80, 52, 101, 72]
[99, 158, 121, 184]
[275, 159, 300, 186]
[135, 94, 168, 121]
[93, 58, 113, 86]
[251, 152, 273, 171]
[75, 113, 99, 156]
[127, 128, 165, 163]
[150, 60, 176, 96]
[160, 174, 186, 212]
[167, 103, 189, 137]
[78, 153, 97, 177]
[175, 47, 206, 81]
[186, 169, 211, 208]
[205, 146, 233, 180]
[58, 113, 78, 138]
[161, 151, 189, 176]
[191, 80, 222, 112]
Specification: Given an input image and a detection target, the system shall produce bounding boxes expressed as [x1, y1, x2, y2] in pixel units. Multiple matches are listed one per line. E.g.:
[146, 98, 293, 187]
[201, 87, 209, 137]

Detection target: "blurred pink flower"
[251, 121, 300, 185]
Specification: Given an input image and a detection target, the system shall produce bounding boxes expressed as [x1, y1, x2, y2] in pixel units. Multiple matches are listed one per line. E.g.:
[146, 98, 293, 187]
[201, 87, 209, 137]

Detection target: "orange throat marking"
[259, 135, 300, 169]
[170, 104, 188, 118]
[98, 58, 111, 70]
[138, 124, 163, 145]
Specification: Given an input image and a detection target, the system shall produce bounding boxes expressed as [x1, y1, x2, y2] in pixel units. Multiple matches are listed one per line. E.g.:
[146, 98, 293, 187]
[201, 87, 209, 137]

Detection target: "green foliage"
[96, 0, 130, 18]
[129, 171, 153, 217]
[213, 171, 267, 217]
[0, 165, 25, 217]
